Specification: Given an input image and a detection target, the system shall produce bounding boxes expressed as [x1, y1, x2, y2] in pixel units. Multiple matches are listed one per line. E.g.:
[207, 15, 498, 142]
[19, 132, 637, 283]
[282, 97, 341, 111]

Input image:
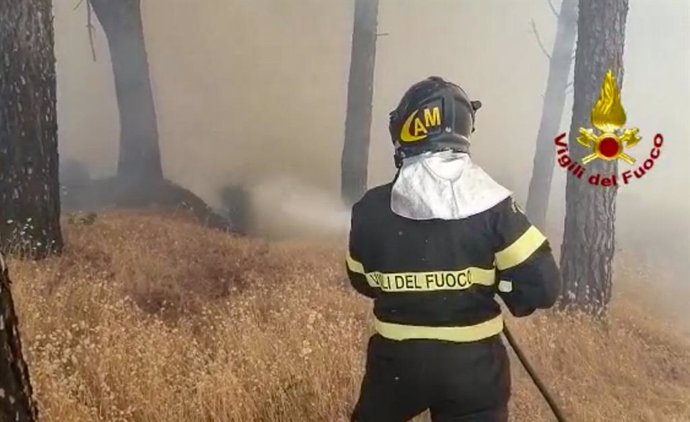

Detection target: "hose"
[503, 323, 567, 422]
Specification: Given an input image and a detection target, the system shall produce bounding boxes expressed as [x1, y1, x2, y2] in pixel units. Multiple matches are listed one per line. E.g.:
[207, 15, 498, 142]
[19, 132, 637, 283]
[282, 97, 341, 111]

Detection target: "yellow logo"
[400, 104, 442, 143]
[577, 69, 641, 165]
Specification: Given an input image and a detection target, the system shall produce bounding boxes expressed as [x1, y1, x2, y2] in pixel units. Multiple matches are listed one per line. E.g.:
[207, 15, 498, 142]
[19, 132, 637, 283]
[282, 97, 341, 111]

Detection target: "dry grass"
[6, 212, 690, 422]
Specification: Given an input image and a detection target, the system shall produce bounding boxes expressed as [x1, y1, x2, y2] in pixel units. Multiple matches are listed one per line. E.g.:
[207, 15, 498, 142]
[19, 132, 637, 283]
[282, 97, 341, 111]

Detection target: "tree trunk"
[525, 0, 578, 230]
[341, 0, 379, 206]
[0, 255, 39, 422]
[90, 0, 163, 184]
[559, 0, 629, 315]
[0, 0, 63, 258]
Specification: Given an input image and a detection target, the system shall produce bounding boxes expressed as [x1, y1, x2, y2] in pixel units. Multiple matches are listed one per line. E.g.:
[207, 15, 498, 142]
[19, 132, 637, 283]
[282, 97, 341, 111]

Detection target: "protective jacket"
[350, 74, 560, 421]
[346, 177, 561, 343]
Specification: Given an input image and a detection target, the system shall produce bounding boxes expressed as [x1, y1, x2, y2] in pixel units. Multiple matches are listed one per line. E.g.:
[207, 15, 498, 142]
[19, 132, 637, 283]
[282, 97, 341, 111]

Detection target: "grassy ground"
[7, 212, 690, 422]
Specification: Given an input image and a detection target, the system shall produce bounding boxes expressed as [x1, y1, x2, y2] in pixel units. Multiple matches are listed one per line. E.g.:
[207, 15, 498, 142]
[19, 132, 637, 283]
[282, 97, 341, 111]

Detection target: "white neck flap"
[391, 151, 512, 220]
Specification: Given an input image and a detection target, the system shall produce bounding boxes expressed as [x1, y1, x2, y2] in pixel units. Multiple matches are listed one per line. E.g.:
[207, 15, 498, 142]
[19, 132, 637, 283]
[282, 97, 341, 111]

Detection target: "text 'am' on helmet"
[389, 76, 482, 167]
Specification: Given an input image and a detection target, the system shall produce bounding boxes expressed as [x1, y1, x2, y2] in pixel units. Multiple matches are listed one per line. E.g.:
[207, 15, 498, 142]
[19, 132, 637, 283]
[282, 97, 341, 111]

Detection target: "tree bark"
[525, 0, 579, 230]
[0, 0, 63, 258]
[559, 0, 629, 315]
[341, 0, 378, 206]
[0, 254, 38, 422]
[90, 0, 163, 183]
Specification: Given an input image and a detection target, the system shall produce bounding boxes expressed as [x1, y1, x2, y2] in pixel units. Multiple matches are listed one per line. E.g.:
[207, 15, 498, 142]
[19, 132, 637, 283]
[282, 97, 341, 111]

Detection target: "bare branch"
[86, 0, 97, 61]
[530, 19, 551, 60]
[376, 32, 390, 37]
[566, 81, 573, 89]
[571, 52, 576, 61]
[73, 0, 85, 10]
[547, 0, 559, 18]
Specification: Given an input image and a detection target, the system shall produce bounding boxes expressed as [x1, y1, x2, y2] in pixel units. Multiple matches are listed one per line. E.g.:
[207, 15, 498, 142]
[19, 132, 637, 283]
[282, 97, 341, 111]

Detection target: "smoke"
[249, 177, 350, 239]
[53, 1, 688, 317]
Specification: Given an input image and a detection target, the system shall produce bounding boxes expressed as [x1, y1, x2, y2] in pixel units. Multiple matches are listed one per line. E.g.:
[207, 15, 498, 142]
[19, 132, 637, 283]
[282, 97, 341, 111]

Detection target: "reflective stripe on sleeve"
[374, 314, 504, 342]
[346, 253, 365, 274]
[346, 253, 379, 288]
[495, 225, 546, 270]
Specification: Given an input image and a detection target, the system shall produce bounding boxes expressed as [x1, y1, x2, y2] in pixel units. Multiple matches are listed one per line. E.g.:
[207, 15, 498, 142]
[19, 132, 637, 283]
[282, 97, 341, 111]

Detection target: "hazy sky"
[53, 0, 688, 259]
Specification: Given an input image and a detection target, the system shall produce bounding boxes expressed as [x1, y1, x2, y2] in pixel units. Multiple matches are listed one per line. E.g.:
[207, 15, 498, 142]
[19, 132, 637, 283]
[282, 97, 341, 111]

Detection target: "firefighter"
[346, 76, 562, 422]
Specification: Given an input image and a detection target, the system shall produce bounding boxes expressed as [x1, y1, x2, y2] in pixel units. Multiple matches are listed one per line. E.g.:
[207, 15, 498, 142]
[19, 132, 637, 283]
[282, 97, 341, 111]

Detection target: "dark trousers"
[351, 334, 511, 422]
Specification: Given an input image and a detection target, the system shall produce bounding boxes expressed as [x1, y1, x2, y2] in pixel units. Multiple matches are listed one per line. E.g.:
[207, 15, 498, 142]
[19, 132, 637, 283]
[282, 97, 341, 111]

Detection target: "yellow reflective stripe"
[347, 254, 496, 292]
[346, 253, 380, 288]
[364, 268, 495, 292]
[374, 314, 504, 342]
[346, 253, 365, 274]
[495, 226, 546, 270]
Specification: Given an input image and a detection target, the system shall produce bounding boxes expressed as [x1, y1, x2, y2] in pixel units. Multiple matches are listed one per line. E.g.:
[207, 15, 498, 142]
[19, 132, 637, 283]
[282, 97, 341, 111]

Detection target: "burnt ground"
[60, 176, 245, 234]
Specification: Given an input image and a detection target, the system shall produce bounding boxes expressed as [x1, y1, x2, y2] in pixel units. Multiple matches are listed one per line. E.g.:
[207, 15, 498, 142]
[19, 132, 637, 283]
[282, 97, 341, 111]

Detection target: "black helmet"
[389, 76, 482, 167]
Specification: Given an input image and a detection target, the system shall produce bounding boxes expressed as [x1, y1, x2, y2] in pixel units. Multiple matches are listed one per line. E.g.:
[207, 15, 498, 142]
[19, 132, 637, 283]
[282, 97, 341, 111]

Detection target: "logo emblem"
[552, 68, 665, 188]
[400, 100, 443, 143]
[577, 69, 641, 165]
